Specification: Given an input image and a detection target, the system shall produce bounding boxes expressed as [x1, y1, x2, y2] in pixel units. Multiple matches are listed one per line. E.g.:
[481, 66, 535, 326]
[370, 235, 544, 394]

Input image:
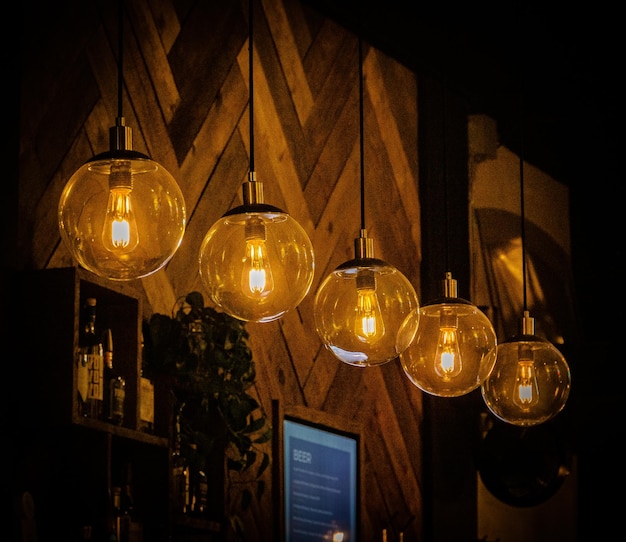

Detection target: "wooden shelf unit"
[14, 267, 170, 541]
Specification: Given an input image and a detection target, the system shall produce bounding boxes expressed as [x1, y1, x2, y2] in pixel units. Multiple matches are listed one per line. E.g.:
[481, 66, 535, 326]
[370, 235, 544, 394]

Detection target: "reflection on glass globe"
[198, 204, 315, 323]
[314, 258, 419, 367]
[400, 298, 497, 397]
[482, 334, 571, 427]
[58, 152, 186, 281]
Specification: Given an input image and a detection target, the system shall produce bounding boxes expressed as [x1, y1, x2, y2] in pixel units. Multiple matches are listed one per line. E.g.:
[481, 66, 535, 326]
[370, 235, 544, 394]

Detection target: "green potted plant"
[142, 291, 271, 535]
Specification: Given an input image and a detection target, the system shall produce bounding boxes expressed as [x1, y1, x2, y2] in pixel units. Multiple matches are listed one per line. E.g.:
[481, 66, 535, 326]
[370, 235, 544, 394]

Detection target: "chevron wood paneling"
[18, 0, 425, 540]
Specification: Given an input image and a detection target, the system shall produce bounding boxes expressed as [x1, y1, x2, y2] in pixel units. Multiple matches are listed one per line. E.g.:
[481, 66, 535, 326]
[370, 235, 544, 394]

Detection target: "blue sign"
[284, 419, 358, 541]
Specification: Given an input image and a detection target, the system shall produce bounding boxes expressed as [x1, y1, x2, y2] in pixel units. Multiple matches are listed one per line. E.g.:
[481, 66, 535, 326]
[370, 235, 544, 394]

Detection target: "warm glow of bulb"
[333, 533, 344, 542]
[111, 218, 130, 245]
[481, 336, 571, 427]
[434, 326, 462, 379]
[198, 208, 315, 323]
[101, 161, 139, 254]
[102, 187, 139, 253]
[314, 260, 419, 367]
[400, 301, 497, 397]
[242, 237, 274, 298]
[58, 155, 186, 281]
[512, 360, 540, 409]
[355, 287, 385, 342]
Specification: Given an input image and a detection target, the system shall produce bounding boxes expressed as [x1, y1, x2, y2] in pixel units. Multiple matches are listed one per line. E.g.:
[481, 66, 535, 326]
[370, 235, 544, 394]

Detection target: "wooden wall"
[17, 0, 433, 540]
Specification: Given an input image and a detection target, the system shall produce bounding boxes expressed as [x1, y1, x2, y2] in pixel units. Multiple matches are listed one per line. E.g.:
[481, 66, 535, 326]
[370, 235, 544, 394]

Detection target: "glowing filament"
[513, 345, 539, 409]
[242, 218, 274, 299]
[102, 162, 138, 253]
[434, 310, 462, 379]
[355, 270, 385, 343]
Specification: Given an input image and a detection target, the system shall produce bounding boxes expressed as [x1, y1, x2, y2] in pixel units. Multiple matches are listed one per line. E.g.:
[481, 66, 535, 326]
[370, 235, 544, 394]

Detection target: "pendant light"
[198, 0, 314, 323]
[58, 0, 186, 281]
[399, 83, 497, 397]
[481, 92, 571, 426]
[313, 36, 419, 367]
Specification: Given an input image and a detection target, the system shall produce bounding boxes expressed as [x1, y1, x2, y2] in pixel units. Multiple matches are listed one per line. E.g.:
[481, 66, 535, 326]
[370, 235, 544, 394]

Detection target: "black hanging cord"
[519, 138, 528, 312]
[117, 0, 124, 119]
[441, 80, 450, 272]
[519, 89, 528, 313]
[248, 0, 255, 173]
[358, 36, 366, 231]
[513, 11, 528, 314]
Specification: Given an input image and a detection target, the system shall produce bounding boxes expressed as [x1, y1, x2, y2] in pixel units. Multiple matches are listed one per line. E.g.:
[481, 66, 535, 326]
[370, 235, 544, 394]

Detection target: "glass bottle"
[120, 462, 138, 540]
[194, 468, 208, 516]
[76, 302, 90, 418]
[171, 407, 190, 515]
[78, 297, 104, 420]
[103, 328, 126, 425]
[110, 486, 122, 542]
[138, 330, 154, 433]
[188, 443, 199, 515]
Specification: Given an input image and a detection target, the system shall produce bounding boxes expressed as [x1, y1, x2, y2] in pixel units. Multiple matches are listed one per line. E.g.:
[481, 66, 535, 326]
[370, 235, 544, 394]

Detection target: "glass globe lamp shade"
[481, 312, 571, 427]
[58, 150, 186, 281]
[198, 203, 315, 323]
[400, 298, 497, 397]
[314, 255, 419, 367]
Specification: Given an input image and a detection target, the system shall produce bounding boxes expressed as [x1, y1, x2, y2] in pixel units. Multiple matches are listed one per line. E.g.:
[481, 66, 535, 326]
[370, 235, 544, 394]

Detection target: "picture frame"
[272, 401, 362, 542]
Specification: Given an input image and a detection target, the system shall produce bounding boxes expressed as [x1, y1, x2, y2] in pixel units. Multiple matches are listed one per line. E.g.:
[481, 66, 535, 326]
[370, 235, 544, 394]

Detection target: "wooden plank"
[263, 0, 314, 123]
[366, 49, 421, 255]
[302, 32, 359, 177]
[140, 269, 177, 317]
[178, 56, 249, 207]
[167, 0, 247, 163]
[127, 0, 181, 124]
[304, 81, 359, 225]
[310, 142, 361, 269]
[145, 0, 181, 54]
